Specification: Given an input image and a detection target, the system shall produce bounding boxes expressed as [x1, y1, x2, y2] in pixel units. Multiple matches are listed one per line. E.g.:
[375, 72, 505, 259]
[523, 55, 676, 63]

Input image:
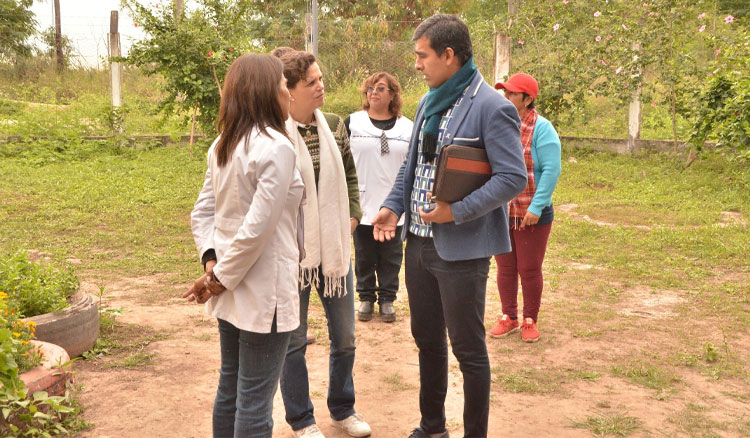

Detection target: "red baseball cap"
[494, 73, 538, 99]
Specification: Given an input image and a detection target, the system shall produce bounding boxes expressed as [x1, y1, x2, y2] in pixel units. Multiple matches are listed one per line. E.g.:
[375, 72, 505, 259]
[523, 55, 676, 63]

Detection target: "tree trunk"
[54, 0, 64, 71]
[211, 65, 223, 98]
[671, 84, 678, 153]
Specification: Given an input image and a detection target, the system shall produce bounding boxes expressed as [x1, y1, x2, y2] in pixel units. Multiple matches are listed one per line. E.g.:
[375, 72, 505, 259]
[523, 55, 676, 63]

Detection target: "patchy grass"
[491, 366, 601, 394]
[382, 373, 418, 391]
[572, 411, 641, 437]
[667, 403, 730, 438]
[104, 351, 158, 369]
[611, 359, 680, 392]
[83, 307, 170, 368]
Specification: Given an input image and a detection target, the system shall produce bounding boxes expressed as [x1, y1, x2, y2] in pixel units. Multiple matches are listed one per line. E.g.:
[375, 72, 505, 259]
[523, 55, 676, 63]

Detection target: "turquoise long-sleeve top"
[528, 115, 562, 217]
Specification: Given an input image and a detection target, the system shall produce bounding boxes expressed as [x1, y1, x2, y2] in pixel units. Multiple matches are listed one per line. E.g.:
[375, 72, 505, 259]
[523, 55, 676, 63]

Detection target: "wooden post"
[494, 34, 511, 85]
[174, 0, 183, 25]
[110, 11, 123, 133]
[508, 0, 519, 15]
[54, 0, 64, 70]
[494, 0, 519, 85]
[627, 43, 642, 154]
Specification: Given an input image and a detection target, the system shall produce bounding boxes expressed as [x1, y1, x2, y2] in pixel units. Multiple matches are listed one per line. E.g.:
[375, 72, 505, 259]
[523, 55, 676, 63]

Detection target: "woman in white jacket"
[185, 54, 304, 438]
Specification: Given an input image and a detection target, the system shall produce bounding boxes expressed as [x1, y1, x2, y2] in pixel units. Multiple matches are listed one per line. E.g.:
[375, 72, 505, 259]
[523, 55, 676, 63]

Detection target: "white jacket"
[191, 127, 304, 333]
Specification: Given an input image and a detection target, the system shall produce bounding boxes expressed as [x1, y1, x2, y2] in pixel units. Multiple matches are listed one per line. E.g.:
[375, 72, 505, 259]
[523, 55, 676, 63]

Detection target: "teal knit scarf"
[421, 56, 478, 162]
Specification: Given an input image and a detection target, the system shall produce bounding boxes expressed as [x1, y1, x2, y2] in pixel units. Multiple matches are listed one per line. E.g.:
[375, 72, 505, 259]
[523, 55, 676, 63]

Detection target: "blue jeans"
[280, 264, 356, 431]
[213, 318, 291, 438]
[405, 234, 491, 438]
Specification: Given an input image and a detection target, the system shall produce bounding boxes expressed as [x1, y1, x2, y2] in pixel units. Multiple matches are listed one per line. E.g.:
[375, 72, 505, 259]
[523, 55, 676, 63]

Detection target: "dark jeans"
[495, 222, 552, 321]
[280, 264, 356, 431]
[213, 317, 291, 438]
[404, 234, 491, 438]
[353, 224, 403, 304]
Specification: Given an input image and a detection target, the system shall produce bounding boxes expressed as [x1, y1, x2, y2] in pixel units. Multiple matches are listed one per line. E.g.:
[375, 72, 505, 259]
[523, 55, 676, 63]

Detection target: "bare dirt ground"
[72, 208, 749, 438]
[71, 275, 750, 438]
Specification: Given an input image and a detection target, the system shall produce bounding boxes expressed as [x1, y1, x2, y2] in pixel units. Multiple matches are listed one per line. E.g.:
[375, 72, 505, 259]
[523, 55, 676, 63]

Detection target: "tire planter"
[20, 341, 72, 397]
[22, 291, 99, 358]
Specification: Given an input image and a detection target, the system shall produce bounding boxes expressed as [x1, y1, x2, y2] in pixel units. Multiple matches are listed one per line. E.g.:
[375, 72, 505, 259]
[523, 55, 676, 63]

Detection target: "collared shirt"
[408, 92, 467, 237]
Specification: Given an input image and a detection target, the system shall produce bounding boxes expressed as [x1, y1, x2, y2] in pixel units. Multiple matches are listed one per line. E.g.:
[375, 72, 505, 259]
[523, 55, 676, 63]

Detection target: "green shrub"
[0, 252, 79, 318]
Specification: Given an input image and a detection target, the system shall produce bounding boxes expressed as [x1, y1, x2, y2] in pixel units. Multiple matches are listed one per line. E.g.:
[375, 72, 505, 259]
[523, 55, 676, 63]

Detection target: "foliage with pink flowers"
[507, 0, 745, 150]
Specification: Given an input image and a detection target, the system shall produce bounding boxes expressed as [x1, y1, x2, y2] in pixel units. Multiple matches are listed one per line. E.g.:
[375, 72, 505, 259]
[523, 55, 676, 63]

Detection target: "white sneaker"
[294, 423, 325, 438]
[332, 413, 372, 437]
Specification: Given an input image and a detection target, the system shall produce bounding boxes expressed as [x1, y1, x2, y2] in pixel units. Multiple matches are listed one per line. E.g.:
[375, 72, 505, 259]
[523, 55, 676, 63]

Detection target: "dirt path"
[73, 266, 749, 438]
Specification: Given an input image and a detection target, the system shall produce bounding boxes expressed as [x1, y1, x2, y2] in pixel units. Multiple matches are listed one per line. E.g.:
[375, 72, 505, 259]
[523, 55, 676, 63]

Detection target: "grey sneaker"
[379, 301, 396, 323]
[332, 413, 371, 437]
[358, 301, 374, 321]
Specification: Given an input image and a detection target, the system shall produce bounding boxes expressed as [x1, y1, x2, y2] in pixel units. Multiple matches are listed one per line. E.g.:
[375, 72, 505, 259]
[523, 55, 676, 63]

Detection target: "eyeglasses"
[366, 86, 392, 94]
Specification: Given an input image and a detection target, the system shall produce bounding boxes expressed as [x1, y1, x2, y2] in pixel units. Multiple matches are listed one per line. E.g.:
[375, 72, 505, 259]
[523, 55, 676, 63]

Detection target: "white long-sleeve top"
[191, 127, 304, 333]
[348, 110, 413, 225]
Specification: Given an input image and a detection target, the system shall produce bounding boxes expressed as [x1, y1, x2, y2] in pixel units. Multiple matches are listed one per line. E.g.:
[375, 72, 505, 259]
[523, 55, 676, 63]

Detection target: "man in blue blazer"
[371, 14, 527, 438]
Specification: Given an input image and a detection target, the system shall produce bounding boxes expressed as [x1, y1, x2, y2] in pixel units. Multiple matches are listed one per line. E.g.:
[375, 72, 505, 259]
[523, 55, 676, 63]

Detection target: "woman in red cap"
[490, 73, 561, 343]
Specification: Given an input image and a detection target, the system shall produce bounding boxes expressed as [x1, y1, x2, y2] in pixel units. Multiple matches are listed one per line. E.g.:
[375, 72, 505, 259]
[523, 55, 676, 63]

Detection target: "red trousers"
[494, 222, 552, 322]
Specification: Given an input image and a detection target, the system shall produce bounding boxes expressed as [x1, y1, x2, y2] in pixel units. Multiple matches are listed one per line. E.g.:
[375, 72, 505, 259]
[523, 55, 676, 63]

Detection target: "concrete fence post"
[109, 10, 124, 134]
[627, 43, 642, 154]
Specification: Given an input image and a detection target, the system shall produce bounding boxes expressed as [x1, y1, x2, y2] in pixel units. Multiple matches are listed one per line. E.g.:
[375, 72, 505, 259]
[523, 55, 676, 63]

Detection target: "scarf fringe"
[298, 266, 347, 298]
[299, 266, 319, 290]
[323, 275, 347, 298]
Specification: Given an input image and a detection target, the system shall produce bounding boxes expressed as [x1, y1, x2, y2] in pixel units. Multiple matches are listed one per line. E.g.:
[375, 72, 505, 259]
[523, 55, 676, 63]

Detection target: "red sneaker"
[521, 317, 540, 343]
[489, 314, 519, 338]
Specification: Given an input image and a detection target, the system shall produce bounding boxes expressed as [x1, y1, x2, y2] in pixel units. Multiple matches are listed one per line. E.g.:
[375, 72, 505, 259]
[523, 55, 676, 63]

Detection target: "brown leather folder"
[431, 144, 491, 203]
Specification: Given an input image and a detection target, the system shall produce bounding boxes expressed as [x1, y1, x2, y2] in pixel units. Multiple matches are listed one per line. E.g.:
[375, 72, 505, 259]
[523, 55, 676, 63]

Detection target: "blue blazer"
[382, 72, 527, 261]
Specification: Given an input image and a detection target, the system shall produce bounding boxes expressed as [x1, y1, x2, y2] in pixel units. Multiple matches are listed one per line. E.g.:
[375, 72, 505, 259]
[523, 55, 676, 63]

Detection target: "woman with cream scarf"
[275, 50, 371, 438]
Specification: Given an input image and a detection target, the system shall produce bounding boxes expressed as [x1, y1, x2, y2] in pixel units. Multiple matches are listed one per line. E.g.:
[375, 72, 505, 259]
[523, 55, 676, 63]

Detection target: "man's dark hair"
[412, 14, 473, 66]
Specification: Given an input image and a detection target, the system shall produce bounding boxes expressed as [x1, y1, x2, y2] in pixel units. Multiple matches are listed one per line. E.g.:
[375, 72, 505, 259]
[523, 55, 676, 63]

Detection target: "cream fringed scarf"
[286, 110, 351, 297]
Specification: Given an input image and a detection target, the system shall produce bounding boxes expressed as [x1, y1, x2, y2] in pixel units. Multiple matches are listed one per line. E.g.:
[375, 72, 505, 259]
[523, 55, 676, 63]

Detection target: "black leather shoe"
[408, 427, 449, 438]
[358, 301, 374, 321]
[379, 301, 396, 323]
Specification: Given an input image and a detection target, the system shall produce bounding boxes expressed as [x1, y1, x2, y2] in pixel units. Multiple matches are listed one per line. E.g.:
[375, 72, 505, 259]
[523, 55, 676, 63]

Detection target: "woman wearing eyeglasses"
[344, 72, 413, 323]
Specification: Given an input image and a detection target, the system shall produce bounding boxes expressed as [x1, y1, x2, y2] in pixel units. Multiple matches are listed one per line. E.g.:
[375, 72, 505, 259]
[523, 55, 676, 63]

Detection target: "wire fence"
[18, 10, 499, 84]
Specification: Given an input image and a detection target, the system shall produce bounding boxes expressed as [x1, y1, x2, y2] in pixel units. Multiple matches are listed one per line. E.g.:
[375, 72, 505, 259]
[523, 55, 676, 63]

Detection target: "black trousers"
[404, 234, 491, 438]
[352, 224, 403, 304]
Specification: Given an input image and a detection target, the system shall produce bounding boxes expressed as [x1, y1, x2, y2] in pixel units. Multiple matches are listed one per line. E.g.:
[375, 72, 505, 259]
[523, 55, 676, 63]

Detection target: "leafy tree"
[507, 0, 744, 147]
[123, 0, 254, 133]
[719, 0, 748, 18]
[122, 0, 469, 132]
[689, 28, 749, 157]
[37, 26, 75, 68]
[0, 0, 37, 61]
